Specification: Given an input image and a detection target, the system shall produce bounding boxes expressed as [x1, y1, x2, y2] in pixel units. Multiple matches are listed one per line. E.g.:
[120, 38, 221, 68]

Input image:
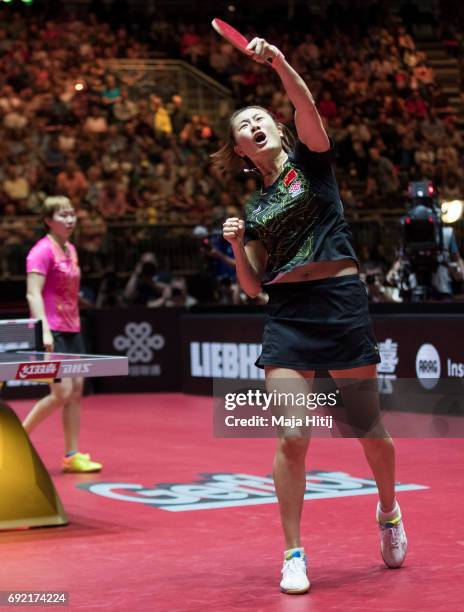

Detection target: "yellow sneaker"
[62, 452, 102, 473]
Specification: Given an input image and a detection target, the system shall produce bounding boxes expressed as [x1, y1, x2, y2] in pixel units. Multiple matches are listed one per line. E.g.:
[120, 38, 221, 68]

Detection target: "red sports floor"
[3, 393, 464, 611]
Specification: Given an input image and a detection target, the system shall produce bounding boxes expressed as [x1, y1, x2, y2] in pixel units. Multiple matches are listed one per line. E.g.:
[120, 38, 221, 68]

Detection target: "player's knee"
[51, 382, 73, 404]
[278, 436, 309, 460]
[70, 381, 84, 401]
[359, 428, 393, 448]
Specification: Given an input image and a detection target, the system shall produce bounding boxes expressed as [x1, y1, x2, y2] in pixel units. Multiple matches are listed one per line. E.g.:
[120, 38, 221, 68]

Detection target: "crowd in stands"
[0, 2, 462, 303]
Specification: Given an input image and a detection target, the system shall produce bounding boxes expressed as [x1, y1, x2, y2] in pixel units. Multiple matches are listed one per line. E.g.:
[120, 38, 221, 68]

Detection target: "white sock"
[377, 501, 400, 523]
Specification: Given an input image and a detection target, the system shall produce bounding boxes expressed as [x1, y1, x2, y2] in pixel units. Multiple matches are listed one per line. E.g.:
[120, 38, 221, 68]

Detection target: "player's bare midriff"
[272, 258, 358, 284]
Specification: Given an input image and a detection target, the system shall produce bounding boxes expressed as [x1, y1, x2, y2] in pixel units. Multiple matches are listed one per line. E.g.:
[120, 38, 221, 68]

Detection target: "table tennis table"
[0, 350, 128, 382]
[0, 323, 129, 531]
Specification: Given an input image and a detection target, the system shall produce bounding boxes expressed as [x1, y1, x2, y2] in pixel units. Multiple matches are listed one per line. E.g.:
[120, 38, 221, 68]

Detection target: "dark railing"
[1, 214, 463, 279]
[99, 223, 205, 275]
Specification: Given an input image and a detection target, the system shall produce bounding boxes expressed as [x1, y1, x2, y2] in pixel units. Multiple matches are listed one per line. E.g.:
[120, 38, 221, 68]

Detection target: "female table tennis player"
[212, 37, 407, 594]
[23, 196, 102, 473]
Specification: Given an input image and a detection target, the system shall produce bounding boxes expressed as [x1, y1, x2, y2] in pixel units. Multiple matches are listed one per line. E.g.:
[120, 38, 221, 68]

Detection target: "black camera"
[398, 181, 448, 301]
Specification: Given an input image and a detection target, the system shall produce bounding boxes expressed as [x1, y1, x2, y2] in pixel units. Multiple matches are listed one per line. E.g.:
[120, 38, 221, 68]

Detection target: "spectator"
[209, 40, 232, 77]
[2, 165, 30, 203]
[180, 114, 215, 149]
[180, 24, 204, 65]
[318, 91, 338, 120]
[172, 179, 194, 213]
[83, 107, 109, 134]
[203, 234, 236, 283]
[58, 125, 77, 153]
[190, 193, 212, 225]
[367, 147, 399, 199]
[113, 86, 138, 122]
[339, 180, 360, 211]
[98, 181, 131, 219]
[413, 60, 435, 87]
[168, 94, 190, 134]
[441, 173, 463, 200]
[347, 114, 371, 143]
[95, 272, 124, 308]
[405, 90, 428, 119]
[85, 164, 104, 207]
[436, 142, 459, 167]
[150, 95, 172, 136]
[3, 101, 28, 131]
[159, 278, 197, 307]
[101, 74, 121, 107]
[77, 210, 107, 273]
[154, 150, 179, 196]
[56, 159, 89, 200]
[41, 134, 66, 176]
[123, 256, 165, 306]
[420, 109, 447, 146]
[414, 139, 435, 166]
[133, 189, 160, 225]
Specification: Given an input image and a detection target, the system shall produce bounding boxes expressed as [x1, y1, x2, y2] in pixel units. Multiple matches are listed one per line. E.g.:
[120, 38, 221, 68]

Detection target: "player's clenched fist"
[223, 217, 245, 244]
[246, 37, 285, 66]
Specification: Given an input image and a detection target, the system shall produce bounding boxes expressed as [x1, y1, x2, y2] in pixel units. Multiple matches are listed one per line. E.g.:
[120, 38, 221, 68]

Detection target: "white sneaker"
[280, 549, 310, 594]
[377, 503, 408, 568]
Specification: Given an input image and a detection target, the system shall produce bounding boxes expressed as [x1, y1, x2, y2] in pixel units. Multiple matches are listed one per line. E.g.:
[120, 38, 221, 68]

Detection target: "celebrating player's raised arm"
[246, 37, 330, 152]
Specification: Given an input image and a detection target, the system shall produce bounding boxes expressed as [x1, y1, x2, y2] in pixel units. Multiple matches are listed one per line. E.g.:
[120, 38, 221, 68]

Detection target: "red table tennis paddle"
[211, 18, 253, 56]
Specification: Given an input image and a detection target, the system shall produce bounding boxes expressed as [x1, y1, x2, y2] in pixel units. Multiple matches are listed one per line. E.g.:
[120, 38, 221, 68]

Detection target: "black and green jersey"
[243, 140, 358, 284]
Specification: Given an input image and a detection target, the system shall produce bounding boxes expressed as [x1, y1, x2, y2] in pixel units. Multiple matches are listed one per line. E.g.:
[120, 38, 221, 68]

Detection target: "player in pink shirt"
[23, 196, 102, 473]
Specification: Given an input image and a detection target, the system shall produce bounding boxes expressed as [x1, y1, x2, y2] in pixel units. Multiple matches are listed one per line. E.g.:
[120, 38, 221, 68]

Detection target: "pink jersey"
[26, 235, 81, 332]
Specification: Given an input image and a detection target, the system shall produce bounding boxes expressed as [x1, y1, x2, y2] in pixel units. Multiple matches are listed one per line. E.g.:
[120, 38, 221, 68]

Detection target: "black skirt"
[51, 331, 86, 354]
[256, 274, 380, 370]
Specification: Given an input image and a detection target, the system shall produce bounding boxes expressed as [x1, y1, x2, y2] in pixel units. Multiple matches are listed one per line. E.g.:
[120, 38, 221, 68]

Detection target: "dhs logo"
[415, 344, 441, 389]
[16, 361, 61, 380]
[62, 363, 91, 375]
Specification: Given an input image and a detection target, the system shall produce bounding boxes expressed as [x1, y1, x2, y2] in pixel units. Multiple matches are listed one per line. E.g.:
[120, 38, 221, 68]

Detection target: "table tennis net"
[0, 319, 42, 353]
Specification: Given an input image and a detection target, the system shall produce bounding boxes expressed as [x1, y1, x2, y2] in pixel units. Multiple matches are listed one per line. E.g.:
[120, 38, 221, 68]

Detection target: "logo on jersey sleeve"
[283, 169, 297, 187]
[288, 180, 304, 197]
[283, 168, 305, 198]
